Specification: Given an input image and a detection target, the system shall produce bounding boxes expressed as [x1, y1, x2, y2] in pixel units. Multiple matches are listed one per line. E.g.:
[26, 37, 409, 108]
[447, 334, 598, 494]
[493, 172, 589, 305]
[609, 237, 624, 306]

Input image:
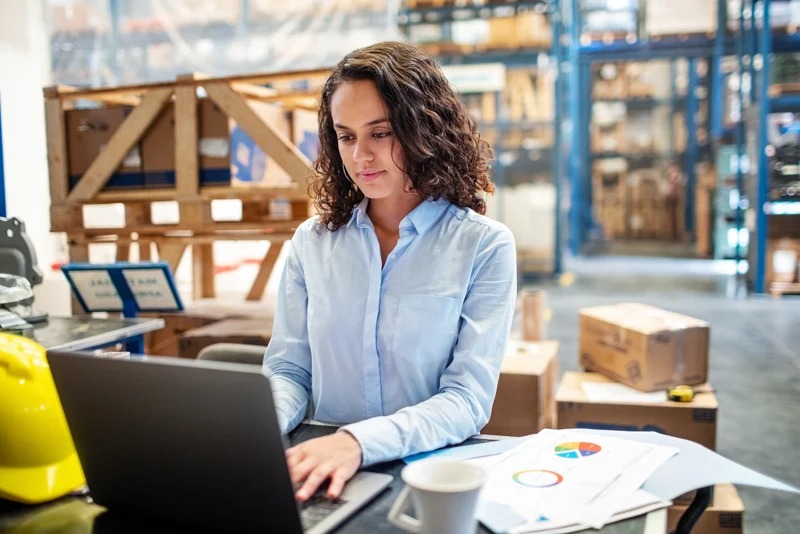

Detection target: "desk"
[0, 423, 665, 534]
[24, 316, 165, 353]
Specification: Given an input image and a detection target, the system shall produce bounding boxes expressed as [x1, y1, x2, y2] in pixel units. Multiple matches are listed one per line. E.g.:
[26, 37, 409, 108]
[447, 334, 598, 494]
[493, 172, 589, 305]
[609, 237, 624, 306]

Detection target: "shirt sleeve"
[263, 224, 313, 434]
[341, 225, 517, 465]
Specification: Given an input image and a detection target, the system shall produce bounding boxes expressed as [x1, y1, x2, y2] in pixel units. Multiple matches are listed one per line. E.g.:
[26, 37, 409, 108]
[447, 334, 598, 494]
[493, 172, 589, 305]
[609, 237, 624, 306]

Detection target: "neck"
[367, 193, 424, 234]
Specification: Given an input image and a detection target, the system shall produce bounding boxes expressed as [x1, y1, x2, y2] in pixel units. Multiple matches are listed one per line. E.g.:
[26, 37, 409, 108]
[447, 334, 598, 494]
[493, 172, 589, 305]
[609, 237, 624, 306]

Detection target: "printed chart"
[554, 442, 602, 459]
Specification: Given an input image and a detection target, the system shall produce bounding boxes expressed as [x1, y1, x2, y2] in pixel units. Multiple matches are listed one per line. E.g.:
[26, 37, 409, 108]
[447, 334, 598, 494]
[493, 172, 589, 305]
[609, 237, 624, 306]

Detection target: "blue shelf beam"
[755, 0, 772, 294]
[710, 0, 727, 140]
[567, 0, 584, 254]
[551, 1, 564, 274]
[769, 95, 800, 112]
[578, 34, 737, 62]
[685, 57, 699, 235]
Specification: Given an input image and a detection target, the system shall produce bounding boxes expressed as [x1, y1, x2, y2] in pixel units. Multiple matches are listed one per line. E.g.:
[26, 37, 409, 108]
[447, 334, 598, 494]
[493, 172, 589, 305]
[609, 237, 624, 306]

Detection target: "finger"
[296, 465, 333, 502]
[326, 469, 349, 499]
[285, 447, 306, 468]
[289, 457, 317, 487]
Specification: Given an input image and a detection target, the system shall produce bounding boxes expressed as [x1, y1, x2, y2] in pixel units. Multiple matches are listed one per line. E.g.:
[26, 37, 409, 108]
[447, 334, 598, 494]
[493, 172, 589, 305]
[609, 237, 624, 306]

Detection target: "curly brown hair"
[311, 41, 495, 231]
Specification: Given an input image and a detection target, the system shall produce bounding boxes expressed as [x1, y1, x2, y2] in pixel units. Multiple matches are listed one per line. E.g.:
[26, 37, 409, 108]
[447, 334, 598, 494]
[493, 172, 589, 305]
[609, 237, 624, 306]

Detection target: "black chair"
[0, 217, 43, 287]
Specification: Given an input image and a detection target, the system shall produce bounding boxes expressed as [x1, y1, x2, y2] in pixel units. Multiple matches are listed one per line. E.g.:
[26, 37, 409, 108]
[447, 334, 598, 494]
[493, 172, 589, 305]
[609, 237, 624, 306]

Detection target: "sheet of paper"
[477, 429, 677, 532]
[403, 437, 525, 463]
[564, 429, 800, 500]
[581, 382, 669, 404]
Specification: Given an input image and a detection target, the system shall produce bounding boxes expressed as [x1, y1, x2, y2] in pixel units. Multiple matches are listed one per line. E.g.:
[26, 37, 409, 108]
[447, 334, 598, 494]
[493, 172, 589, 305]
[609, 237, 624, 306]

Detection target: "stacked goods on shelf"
[695, 163, 715, 257]
[590, 60, 691, 242]
[712, 145, 747, 259]
[580, 0, 639, 43]
[767, 113, 800, 201]
[457, 64, 556, 275]
[592, 158, 628, 239]
[767, 238, 800, 296]
[645, 0, 717, 38]
[404, 2, 551, 54]
[46, 69, 326, 307]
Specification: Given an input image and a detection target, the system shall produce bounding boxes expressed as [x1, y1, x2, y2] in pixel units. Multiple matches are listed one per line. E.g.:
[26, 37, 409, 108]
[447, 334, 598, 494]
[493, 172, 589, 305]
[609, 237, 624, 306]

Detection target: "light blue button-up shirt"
[263, 197, 516, 466]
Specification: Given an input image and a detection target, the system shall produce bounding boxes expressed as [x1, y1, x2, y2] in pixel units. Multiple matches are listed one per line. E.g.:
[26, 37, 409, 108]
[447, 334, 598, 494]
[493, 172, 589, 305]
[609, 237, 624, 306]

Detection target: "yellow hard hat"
[0, 333, 86, 504]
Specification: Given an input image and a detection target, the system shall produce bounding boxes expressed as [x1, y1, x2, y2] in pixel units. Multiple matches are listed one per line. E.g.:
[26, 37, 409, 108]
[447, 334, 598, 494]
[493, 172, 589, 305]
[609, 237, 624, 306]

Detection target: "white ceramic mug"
[387, 458, 486, 534]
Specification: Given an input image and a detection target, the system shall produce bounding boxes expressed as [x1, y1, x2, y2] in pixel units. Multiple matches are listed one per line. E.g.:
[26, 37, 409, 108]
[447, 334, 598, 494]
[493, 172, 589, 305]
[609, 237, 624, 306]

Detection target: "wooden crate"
[45, 68, 328, 305]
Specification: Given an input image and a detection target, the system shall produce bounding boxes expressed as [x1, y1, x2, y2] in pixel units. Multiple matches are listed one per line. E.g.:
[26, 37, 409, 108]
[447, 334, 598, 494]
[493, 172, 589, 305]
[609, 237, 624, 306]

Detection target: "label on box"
[199, 137, 229, 158]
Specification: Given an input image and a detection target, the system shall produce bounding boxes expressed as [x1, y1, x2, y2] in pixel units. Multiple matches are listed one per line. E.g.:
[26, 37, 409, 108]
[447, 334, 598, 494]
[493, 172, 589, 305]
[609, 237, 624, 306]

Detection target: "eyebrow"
[333, 118, 389, 130]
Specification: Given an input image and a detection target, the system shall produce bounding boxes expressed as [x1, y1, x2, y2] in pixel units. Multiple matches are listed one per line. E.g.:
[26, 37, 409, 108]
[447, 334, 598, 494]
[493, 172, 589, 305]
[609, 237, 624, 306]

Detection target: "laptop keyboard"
[299, 492, 348, 531]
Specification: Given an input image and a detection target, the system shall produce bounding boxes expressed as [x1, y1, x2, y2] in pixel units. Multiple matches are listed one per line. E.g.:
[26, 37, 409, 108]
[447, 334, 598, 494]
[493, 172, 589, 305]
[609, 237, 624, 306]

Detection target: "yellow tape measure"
[667, 385, 696, 402]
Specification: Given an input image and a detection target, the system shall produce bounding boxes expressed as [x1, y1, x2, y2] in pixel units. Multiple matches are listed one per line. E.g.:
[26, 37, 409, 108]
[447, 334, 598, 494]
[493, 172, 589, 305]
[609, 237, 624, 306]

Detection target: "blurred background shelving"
[28, 0, 800, 295]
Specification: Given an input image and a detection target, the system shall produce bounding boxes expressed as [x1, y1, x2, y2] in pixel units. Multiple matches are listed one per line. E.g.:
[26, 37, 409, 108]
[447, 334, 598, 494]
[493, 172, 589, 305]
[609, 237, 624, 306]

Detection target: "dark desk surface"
[0, 424, 660, 534]
[21, 316, 164, 351]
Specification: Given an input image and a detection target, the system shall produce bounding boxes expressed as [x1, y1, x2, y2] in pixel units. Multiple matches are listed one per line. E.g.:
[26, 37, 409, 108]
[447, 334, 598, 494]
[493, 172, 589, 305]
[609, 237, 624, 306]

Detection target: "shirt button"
[390, 253, 397, 259]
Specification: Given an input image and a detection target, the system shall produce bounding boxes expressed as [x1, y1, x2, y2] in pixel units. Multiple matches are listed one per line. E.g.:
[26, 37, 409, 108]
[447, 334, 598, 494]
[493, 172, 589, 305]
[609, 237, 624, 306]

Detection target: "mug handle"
[387, 486, 421, 533]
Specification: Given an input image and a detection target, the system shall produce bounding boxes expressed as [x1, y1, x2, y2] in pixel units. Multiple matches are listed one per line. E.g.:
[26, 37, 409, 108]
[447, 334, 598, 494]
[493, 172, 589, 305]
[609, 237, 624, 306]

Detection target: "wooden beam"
[67, 87, 173, 203]
[44, 98, 69, 203]
[116, 243, 130, 262]
[230, 82, 279, 100]
[205, 82, 313, 187]
[157, 242, 188, 273]
[139, 240, 153, 261]
[192, 243, 215, 298]
[246, 242, 283, 301]
[53, 85, 141, 106]
[175, 75, 199, 199]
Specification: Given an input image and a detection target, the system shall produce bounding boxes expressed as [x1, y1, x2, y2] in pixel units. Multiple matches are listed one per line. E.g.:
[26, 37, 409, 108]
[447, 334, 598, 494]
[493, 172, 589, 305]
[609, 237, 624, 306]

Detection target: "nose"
[352, 138, 373, 163]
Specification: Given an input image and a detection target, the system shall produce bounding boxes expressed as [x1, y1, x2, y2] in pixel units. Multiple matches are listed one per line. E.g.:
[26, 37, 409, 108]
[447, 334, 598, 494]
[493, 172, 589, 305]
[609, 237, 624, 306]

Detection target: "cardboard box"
[668, 484, 744, 534]
[482, 340, 559, 437]
[140, 99, 292, 188]
[556, 371, 717, 450]
[579, 303, 709, 391]
[66, 106, 143, 191]
[178, 318, 274, 359]
[292, 109, 319, 162]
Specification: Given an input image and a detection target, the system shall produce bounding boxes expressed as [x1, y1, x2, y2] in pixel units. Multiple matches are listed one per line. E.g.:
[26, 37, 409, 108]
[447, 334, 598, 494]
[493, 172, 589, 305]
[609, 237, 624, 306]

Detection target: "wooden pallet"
[45, 68, 329, 305]
[769, 282, 800, 297]
[768, 82, 800, 98]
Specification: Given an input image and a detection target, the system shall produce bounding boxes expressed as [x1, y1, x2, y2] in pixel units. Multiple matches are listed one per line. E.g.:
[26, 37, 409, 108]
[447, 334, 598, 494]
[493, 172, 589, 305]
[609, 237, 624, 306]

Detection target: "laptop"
[46, 350, 393, 534]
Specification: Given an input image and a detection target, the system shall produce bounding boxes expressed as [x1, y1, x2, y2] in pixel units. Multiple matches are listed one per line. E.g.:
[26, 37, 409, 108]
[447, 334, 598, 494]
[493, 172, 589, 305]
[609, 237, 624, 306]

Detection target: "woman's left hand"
[286, 431, 363, 501]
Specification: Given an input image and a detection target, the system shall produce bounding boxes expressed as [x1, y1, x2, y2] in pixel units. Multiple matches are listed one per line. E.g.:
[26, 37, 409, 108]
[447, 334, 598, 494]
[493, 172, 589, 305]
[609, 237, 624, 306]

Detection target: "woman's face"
[330, 80, 409, 203]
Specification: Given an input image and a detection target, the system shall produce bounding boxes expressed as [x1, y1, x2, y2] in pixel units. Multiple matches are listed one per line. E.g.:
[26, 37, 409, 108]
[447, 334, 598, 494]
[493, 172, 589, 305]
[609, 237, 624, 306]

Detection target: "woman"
[264, 41, 517, 501]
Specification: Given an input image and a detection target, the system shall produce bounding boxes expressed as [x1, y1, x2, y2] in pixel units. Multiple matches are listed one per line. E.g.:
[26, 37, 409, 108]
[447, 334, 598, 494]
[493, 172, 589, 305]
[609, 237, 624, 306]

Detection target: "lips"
[357, 170, 385, 183]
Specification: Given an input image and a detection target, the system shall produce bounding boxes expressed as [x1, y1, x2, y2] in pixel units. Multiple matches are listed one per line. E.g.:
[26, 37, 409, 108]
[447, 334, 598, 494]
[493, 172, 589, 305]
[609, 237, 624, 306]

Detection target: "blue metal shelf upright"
[750, 0, 800, 293]
[566, 0, 731, 255]
[398, 0, 566, 275]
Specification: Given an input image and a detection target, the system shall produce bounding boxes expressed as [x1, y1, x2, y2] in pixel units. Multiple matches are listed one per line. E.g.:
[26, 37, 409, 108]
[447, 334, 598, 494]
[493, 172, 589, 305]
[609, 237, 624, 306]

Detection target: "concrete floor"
[522, 254, 800, 533]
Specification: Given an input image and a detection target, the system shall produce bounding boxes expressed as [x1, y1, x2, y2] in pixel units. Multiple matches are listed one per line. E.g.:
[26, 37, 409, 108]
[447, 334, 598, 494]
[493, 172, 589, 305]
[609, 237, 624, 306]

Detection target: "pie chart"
[512, 469, 564, 488]
[554, 441, 601, 459]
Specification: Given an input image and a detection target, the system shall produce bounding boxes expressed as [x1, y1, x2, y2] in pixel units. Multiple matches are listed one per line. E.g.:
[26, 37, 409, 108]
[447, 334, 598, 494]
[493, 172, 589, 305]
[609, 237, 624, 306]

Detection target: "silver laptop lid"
[47, 351, 303, 534]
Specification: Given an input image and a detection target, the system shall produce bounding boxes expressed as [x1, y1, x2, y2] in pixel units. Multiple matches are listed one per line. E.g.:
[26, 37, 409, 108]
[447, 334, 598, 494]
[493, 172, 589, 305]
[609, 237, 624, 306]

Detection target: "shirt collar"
[346, 197, 371, 228]
[402, 197, 451, 236]
[346, 196, 451, 235]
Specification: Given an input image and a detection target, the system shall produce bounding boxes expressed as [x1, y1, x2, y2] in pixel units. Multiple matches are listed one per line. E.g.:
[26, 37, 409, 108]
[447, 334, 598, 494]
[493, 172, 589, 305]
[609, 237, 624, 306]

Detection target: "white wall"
[1, 0, 59, 267]
[1, 0, 69, 313]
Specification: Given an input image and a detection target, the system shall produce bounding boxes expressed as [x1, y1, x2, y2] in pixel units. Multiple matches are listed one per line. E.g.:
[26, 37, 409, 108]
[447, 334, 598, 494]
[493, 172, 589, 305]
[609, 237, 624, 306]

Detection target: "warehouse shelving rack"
[566, 0, 733, 254]
[747, 0, 800, 293]
[398, 0, 567, 276]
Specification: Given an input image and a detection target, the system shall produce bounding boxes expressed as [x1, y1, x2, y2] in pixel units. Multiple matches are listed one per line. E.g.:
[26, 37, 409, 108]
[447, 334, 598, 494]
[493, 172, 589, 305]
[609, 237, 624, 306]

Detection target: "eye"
[373, 131, 392, 139]
[337, 134, 354, 142]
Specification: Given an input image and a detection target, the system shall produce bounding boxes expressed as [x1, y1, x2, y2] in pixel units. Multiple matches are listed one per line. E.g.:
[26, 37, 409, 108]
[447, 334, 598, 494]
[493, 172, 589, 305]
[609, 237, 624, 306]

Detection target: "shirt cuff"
[340, 417, 402, 467]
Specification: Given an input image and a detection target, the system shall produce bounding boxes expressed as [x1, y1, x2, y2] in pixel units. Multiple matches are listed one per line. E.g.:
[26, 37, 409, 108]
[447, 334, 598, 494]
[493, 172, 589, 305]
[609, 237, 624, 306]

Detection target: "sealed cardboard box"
[579, 302, 709, 391]
[292, 109, 320, 162]
[556, 371, 717, 450]
[66, 106, 143, 190]
[140, 99, 292, 188]
[482, 340, 559, 437]
[668, 484, 744, 534]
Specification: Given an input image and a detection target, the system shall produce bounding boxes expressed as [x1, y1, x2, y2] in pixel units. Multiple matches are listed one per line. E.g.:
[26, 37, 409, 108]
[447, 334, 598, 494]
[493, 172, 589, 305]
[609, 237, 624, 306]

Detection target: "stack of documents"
[473, 429, 678, 533]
